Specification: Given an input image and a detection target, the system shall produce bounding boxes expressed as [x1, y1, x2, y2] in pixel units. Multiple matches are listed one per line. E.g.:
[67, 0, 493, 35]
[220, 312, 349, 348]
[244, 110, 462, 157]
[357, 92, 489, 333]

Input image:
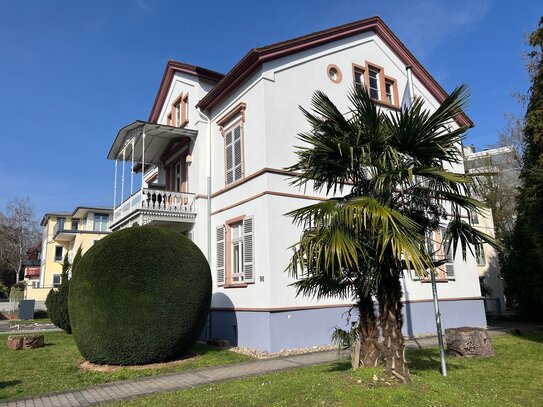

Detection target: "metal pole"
[130, 139, 134, 212]
[113, 159, 118, 220]
[121, 149, 125, 205]
[431, 270, 448, 376]
[142, 128, 146, 194]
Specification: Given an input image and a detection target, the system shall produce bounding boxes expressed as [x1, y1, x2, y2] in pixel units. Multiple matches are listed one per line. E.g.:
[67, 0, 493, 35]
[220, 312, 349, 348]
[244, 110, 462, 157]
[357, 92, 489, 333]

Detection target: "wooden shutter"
[233, 125, 242, 181]
[216, 226, 225, 286]
[441, 228, 455, 279]
[225, 130, 234, 184]
[243, 217, 254, 283]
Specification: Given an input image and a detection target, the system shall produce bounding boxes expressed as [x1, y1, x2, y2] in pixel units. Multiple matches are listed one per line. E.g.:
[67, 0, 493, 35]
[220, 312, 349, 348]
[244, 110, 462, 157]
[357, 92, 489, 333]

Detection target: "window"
[470, 211, 479, 225]
[225, 123, 243, 185]
[385, 80, 394, 105]
[354, 67, 364, 93]
[172, 93, 189, 127]
[216, 217, 254, 286]
[93, 213, 109, 232]
[352, 62, 399, 108]
[327, 64, 342, 84]
[53, 274, 61, 288]
[368, 67, 380, 100]
[71, 219, 79, 231]
[57, 217, 66, 230]
[230, 222, 244, 283]
[54, 246, 63, 261]
[166, 155, 187, 193]
[476, 244, 486, 266]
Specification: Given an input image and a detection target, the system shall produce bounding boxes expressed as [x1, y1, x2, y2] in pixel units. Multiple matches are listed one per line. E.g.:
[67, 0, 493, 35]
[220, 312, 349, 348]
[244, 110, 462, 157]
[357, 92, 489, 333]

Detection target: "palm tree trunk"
[357, 294, 381, 367]
[377, 271, 411, 383]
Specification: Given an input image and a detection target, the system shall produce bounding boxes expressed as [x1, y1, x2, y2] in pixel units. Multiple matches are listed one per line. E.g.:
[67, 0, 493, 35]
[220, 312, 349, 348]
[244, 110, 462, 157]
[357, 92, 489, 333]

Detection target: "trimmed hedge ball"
[68, 226, 212, 365]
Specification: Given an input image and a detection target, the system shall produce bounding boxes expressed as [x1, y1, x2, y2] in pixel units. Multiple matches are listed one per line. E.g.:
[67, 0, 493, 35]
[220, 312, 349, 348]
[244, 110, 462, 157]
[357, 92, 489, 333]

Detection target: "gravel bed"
[229, 344, 338, 359]
[9, 323, 57, 331]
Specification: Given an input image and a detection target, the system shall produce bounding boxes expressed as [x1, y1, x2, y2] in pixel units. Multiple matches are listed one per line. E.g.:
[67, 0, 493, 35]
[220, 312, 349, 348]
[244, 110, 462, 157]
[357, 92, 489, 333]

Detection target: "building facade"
[464, 145, 520, 312]
[108, 17, 486, 352]
[26, 207, 112, 302]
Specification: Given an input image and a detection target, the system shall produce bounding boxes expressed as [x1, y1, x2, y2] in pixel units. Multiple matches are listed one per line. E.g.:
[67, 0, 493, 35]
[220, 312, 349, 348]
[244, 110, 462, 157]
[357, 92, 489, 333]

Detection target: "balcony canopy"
[107, 121, 198, 165]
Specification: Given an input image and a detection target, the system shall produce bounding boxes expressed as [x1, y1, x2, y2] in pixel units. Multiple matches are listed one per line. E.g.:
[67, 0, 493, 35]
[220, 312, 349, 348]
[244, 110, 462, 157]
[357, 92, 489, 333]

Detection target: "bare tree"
[497, 112, 525, 165]
[0, 198, 41, 283]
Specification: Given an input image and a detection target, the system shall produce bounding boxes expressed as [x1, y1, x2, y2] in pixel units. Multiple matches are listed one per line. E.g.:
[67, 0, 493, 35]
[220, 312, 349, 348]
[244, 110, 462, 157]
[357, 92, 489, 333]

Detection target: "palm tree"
[287, 86, 497, 382]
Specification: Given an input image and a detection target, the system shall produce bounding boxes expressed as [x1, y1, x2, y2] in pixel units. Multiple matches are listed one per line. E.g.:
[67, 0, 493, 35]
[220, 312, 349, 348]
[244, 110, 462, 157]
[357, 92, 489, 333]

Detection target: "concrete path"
[1, 323, 538, 407]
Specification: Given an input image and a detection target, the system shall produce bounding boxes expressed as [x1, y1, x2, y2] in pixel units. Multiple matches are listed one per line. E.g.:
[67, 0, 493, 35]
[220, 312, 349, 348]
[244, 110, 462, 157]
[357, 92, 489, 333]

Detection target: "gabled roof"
[148, 61, 224, 123]
[195, 16, 473, 127]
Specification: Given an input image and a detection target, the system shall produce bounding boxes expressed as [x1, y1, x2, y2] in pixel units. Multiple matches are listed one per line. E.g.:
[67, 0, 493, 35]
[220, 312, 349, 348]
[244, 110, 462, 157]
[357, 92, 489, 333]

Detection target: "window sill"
[224, 283, 249, 289]
[420, 279, 450, 283]
[372, 98, 400, 111]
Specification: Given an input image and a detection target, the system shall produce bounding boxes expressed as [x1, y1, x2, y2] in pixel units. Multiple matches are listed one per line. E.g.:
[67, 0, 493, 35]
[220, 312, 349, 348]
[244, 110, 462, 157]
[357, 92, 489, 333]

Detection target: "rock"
[6, 336, 23, 350]
[445, 327, 494, 357]
[6, 335, 44, 350]
[22, 335, 44, 349]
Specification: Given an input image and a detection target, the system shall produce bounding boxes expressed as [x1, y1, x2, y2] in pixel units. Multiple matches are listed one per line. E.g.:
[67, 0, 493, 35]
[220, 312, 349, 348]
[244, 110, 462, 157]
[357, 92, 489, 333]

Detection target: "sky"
[0, 0, 540, 217]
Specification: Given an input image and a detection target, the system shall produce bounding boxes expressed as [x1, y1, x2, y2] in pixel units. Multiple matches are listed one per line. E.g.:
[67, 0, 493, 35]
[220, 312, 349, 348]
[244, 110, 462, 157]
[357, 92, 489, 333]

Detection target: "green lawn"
[111, 333, 543, 407]
[0, 332, 252, 400]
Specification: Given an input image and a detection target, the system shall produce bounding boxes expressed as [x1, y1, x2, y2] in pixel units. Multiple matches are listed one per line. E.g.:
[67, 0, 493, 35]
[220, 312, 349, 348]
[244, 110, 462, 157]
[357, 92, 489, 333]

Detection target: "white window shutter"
[216, 226, 225, 286]
[225, 131, 234, 185]
[243, 217, 254, 283]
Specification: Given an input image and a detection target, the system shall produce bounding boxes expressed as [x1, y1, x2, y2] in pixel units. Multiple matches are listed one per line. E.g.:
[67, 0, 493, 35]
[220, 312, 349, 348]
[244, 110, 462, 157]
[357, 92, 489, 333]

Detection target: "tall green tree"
[503, 17, 543, 316]
[287, 86, 496, 382]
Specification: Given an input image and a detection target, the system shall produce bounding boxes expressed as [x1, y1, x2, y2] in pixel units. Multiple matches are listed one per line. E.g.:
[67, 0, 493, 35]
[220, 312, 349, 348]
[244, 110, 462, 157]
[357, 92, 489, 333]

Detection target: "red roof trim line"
[195, 16, 473, 128]
[148, 60, 224, 124]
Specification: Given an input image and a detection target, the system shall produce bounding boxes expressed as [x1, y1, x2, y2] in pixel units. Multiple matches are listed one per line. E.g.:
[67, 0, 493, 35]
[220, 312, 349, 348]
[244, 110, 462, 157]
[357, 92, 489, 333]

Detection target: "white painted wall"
[149, 30, 481, 311]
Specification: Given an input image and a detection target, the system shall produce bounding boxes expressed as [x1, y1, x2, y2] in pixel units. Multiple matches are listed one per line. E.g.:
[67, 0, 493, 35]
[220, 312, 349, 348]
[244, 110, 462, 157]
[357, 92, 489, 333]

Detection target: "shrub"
[46, 249, 81, 334]
[68, 226, 212, 365]
[45, 282, 71, 333]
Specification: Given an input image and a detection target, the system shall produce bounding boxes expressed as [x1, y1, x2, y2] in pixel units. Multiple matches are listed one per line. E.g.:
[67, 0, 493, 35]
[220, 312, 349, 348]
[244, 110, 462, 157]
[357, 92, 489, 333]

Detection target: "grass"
[0, 332, 252, 400]
[110, 332, 543, 407]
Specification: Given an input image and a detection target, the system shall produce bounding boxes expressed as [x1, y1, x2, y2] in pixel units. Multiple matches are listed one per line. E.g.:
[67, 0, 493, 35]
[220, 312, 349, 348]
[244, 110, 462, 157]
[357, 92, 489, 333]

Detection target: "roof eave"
[148, 61, 224, 123]
[195, 16, 473, 127]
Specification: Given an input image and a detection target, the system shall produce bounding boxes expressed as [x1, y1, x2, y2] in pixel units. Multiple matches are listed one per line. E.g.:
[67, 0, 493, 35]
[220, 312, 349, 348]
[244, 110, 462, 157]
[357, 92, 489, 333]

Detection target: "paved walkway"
[1, 323, 538, 407]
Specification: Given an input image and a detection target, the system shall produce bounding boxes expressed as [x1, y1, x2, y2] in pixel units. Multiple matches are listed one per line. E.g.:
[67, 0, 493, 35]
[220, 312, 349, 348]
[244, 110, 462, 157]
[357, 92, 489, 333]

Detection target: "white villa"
[107, 17, 486, 352]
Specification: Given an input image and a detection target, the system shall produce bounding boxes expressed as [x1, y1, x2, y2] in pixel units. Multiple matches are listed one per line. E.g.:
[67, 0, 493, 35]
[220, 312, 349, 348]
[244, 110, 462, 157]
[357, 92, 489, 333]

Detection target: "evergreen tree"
[503, 17, 543, 316]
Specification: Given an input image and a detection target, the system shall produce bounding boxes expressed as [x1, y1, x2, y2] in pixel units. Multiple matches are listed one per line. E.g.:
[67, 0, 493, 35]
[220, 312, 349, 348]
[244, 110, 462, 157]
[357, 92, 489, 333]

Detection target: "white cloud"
[384, 0, 492, 58]
[136, 0, 151, 12]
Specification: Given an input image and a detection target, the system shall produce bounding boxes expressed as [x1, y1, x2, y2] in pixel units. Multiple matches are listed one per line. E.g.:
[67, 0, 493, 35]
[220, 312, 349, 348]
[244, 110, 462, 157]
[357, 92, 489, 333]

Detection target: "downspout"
[198, 107, 212, 339]
[406, 65, 415, 104]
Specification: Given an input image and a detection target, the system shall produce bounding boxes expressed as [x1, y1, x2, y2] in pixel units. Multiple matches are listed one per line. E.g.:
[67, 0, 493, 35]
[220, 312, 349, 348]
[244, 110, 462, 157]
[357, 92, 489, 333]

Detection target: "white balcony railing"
[113, 188, 195, 223]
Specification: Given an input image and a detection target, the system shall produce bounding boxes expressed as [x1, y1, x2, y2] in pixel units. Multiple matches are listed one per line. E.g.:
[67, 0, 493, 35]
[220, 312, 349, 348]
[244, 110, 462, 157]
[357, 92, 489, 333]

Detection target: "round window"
[327, 64, 342, 84]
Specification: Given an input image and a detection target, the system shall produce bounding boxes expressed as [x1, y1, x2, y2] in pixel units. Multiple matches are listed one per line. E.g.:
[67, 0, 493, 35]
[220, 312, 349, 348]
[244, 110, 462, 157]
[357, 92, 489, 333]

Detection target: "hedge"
[68, 226, 212, 365]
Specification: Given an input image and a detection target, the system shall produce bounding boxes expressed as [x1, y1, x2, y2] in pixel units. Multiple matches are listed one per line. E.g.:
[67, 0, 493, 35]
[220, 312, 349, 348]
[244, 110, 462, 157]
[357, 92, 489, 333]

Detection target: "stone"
[22, 334, 44, 349]
[6, 335, 44, 350]
[445, 327, 494, 357]
[6, 335, 23, 350]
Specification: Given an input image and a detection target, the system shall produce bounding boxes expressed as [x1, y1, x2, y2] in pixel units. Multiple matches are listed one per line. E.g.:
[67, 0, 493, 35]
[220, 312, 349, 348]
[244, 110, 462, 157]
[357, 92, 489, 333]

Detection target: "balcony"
[53, 222, 78, 241]
[107, 121, 198, 232]
[111, 187, 196, 231]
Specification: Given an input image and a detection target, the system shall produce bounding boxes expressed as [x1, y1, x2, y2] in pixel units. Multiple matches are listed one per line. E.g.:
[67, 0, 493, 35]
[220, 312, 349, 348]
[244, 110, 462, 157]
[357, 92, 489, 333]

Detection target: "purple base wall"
[207, 298, 487, 352]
